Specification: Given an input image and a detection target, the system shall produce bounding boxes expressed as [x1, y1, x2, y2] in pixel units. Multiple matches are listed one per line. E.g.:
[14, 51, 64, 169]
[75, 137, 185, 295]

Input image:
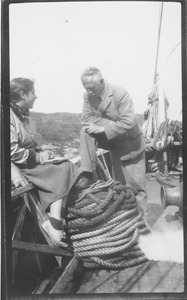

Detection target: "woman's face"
[20, 87, 37, 110]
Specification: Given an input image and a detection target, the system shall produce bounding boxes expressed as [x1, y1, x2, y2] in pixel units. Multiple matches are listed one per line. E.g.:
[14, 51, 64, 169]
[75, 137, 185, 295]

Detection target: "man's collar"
[100, 80, 113, 101]
[99, 81, 105, 99]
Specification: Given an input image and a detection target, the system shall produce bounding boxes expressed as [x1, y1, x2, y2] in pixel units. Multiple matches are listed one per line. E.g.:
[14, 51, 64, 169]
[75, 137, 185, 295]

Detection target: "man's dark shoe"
[75, 173, 95, 190]
[172, 164, 183, 172]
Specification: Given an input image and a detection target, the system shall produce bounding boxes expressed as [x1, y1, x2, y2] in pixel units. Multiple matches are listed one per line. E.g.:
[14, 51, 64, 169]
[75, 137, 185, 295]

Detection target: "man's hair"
[10, 78, 35, 102]
[81, 67, 103, 83]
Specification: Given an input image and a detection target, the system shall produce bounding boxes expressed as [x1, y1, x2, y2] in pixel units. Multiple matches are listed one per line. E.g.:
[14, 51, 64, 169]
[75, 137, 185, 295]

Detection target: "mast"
[154, 2, 164, 84]
[155, 2, 168, 175]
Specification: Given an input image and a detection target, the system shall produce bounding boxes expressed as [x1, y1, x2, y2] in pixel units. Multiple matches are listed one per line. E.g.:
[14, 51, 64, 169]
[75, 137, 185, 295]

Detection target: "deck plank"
[77, 261, 184, 293]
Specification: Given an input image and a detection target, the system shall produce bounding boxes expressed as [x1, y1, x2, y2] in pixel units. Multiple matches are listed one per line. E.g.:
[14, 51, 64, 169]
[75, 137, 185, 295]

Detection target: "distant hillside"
[30, 111, 82, 145]
[30, 111, 144, 154]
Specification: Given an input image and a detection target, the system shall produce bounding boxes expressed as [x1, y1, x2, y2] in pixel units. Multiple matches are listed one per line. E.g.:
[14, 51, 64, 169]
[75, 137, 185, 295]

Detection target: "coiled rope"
[66, 180, 150, 270]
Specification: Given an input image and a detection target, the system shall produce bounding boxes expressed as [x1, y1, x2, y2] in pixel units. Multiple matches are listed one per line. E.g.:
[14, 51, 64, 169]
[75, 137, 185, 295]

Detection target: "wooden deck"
[78, 261, 183, 293]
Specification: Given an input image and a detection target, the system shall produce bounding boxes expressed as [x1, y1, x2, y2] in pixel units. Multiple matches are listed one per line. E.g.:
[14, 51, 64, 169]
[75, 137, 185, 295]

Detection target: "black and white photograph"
[1, 0, 186, 298]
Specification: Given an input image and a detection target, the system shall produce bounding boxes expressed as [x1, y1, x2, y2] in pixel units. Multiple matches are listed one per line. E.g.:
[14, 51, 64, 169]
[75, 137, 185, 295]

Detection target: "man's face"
[82, 78, 104, 97]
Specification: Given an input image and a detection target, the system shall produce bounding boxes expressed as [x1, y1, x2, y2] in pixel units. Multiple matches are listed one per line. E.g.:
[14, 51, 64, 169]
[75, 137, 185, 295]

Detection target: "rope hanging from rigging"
[143, 2, 165, 143]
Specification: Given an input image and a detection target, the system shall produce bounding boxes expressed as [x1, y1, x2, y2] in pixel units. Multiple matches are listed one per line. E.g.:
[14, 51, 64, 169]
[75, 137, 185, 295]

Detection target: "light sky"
[9, 1, 182, 119]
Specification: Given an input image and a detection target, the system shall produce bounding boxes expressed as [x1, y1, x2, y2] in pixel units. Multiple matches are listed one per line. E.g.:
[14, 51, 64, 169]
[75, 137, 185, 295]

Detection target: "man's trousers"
[80, 127, 147, 216]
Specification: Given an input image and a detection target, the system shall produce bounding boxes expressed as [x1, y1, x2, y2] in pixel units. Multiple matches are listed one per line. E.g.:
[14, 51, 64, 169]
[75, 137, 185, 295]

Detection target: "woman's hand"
[11, 162, 23, 188]
[37, 150, 55, 164]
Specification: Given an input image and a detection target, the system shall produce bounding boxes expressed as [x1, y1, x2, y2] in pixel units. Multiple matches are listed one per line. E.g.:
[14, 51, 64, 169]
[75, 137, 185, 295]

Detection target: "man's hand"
[82, 122, 104, 134]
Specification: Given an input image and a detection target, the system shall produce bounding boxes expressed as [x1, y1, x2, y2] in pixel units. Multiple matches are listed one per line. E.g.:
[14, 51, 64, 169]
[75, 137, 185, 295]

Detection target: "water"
[41, 140, 80, 159]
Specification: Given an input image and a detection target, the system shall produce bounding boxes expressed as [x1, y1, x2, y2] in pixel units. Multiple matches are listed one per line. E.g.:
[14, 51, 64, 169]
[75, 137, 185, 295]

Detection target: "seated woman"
[10, 77, 83, 247]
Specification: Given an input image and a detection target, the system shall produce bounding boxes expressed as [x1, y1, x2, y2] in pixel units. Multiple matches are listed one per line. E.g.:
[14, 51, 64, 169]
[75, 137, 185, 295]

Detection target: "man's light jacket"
[81, 80, 146, 160]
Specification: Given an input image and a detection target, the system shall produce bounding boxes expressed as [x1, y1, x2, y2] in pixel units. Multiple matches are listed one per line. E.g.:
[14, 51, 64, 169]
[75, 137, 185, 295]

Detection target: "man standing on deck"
[79, 67, 148, 218]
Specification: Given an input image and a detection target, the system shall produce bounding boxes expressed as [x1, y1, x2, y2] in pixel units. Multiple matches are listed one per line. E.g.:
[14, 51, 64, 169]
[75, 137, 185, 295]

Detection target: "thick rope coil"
[68, 182, 136, 221]
[82, 247, 142, 264]
[93, 212, 143, 241]
[94, 250, 146, 264]
[70, 208, 138, 240]
[70, 211, 141, 248]
[70, 218, 122, 241]
[120, 203, 137, 210]
[139, 227, 151, 234]
[69, 202, 138, 234]
[120, 197, 136, 204]
[75, 180, 136, 204]
[112, 187, 136, 201]
[67, 192, 109, 219]
[73, 214, 141, 246]
[111, 183, 138, 195]
[66, 180, 150, 270]
[68, 189, 113, 218]
[123, 189, 137, 200]
[84, 255, 148, 269]
[72, 218, 144, 249]
[104, 207, 137, 226]
[74, 192, 106, 209]
[105, 250, 144, 262]
[75, 179, 115, 203]
[68, 190, 125, 230]
[74, 236, 132, 252]
[74, 228, 139, 257]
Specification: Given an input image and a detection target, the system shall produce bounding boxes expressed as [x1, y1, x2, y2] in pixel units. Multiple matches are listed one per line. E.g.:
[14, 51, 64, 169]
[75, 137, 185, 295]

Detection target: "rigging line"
[162, 41, 182, 121]
[154, 2, 164, 83]
[163, 41, 181, 71]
